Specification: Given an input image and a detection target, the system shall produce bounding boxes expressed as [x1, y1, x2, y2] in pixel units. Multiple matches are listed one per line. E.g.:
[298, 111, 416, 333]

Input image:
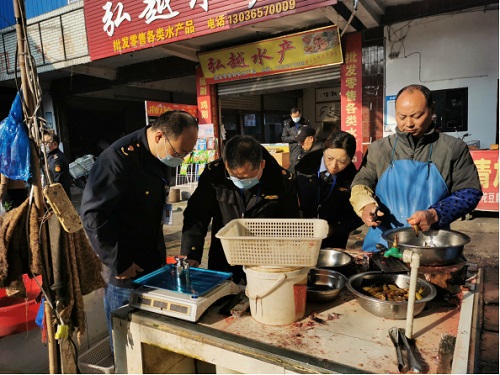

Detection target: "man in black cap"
[295, 126, 323, 164]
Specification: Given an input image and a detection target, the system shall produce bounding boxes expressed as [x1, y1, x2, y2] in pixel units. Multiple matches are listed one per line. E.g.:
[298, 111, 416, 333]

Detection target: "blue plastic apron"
[362, 139, 448, 251]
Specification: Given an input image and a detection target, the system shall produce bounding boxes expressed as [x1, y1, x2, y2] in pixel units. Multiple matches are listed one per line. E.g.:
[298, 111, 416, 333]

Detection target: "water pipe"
[401, 250, 420, 340]
[383, 236, 421, 339]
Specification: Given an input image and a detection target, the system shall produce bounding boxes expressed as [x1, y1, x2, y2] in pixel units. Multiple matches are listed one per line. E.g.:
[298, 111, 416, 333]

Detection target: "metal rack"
[174, 163, 206, 188]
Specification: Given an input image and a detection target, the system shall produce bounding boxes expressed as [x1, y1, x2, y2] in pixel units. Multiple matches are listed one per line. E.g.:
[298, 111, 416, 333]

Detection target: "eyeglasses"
[165, 133, 192, 159]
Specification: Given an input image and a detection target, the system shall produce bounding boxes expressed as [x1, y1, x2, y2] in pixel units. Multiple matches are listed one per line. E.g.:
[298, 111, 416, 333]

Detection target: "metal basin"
[307, 268, 346, 303]
[382, 228, 470, 266]
[316, 248, 353, 269]
[346, 272, 437, 319]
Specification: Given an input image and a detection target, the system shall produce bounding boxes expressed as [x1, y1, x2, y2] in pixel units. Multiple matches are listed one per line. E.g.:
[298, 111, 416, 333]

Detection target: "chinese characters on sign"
[316, 87, 341, 102]
[198, 25, 342, 83]
[340, 32, 363, 169]
[84, 0, 337, 61]
[145, 101, 198, 118]
[470, 150, 499, 212]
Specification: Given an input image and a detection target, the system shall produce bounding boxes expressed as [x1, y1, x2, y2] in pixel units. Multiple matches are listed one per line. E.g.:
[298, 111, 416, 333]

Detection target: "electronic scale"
[129, 265, 242, 322]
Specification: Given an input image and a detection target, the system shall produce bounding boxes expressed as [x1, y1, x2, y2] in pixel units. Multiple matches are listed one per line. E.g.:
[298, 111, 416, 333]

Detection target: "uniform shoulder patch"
[207, 161, 220, 170]
[281, 169, 293, 180]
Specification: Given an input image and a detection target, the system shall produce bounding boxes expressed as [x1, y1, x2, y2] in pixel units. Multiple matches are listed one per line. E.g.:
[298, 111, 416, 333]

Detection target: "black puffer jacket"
[281, 117, 311, 173]
[295, 149, 362, 248]
[181, 147, 300, 282]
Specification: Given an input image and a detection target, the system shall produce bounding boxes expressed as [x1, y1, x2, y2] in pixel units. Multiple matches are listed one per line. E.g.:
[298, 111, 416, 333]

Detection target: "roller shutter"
[217, 65, 341, 97]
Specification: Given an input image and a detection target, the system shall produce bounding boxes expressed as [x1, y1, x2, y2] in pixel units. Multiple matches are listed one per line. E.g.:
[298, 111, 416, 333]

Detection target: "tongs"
[389, 326, 407, 373]
[389, 327, 425, 373]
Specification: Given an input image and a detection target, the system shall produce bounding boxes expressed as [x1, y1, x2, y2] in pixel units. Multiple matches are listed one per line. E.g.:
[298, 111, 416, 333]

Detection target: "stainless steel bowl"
[316, 248, 353, 269]
[346, 272, 437, 319]
[307, 268, 347, 303]
[382, 228, 470, 266]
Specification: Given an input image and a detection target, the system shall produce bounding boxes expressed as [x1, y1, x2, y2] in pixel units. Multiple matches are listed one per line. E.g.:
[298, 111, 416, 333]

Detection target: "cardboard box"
[271, 152, 290, 169]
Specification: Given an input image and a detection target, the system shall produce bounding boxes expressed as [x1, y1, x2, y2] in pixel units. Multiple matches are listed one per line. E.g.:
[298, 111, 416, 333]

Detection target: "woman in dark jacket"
[295, 131, 362, 248]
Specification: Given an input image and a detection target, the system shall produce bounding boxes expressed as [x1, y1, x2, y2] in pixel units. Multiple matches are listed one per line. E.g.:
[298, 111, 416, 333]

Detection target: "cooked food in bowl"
[347, 272, 436, 319]
[316, 248, 353, 269]
[307, 268, 346, 303]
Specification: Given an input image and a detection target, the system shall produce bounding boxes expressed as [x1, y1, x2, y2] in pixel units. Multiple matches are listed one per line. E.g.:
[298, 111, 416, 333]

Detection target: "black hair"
[290, 107, 301, 114]
[153, 110, 198, 138]
[43, 130, 59, 145]
[223, 135, 262, 170]
[323, 131, 356, 159]
[396, 84, 433, 108]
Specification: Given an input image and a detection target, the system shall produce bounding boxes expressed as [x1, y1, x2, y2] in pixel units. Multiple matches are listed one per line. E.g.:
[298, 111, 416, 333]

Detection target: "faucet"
[384, 235, 403, 259]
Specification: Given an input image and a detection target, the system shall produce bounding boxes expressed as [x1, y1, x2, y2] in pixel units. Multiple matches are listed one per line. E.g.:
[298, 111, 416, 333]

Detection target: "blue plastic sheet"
[0, 91, 31, 181]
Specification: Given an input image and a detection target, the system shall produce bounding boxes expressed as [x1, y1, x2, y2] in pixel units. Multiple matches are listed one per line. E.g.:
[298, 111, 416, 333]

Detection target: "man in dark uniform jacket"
[181, 135, 300, 283]
[281, 107, 311, 173]
[43, 133, 72, 199]
[80, 110, 198, 351]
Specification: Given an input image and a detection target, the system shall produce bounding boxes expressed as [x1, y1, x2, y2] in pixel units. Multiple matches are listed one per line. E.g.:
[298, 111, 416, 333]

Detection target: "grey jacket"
[352, 126, 482, 194]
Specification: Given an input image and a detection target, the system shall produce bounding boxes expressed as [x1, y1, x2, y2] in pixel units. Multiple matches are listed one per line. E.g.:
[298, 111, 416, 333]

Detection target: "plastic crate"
[69, 155, 95, 179]
[78, 337, 114, 374]
[79, 154, 95, 170]
[69, 161, 86, 179]
[215, 218, 329, 267]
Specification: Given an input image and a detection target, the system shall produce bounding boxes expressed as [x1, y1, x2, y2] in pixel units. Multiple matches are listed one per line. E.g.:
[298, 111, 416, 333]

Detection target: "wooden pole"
[12, 0, 58, 373]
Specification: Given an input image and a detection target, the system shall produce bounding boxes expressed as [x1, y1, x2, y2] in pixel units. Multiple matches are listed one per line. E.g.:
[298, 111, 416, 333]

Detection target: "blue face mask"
[156, 138, 184, 168]
[229, 176, 260, 190]
[227, 165, 261, 190]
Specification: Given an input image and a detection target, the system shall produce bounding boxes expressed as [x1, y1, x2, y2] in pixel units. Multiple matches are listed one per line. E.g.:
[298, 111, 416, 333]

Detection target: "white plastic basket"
[69, 154, 95, 179]
[215, 219, 329, 267]
[78, 337, 114, 374]
[69, 161, 86, 179]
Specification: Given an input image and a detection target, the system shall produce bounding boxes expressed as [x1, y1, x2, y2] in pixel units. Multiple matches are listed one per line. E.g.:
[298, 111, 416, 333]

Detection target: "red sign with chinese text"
[340, 32, 363, 169]
[470, 150, 499, 212]
[83, 0, 337, 61]
[145, 101, 198, 118]
[196, 66, 220, 156]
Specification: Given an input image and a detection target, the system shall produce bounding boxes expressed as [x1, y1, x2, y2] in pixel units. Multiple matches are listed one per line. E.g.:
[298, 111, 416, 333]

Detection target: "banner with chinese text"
[84, 0, 337, 61]
[145, 101, 198, 118]
[198, 25, 342, 83]
[470, 150, 499, 212]
[340, 32, 363, 169]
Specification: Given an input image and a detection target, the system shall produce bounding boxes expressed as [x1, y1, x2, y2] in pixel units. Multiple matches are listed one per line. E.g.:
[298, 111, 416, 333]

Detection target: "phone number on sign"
[227, 0, 297, 25]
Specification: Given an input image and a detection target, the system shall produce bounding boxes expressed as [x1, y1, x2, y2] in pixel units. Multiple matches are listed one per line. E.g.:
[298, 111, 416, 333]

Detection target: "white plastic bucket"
[243, 266, 309, 325]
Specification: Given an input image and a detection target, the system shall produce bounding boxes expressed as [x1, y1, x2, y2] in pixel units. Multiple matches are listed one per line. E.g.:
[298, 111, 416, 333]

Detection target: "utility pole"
[12, 0, 58, 372]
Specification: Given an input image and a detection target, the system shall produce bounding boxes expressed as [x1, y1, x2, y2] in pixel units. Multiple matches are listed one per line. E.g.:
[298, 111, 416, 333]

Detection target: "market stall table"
[113, 270, 478, 374]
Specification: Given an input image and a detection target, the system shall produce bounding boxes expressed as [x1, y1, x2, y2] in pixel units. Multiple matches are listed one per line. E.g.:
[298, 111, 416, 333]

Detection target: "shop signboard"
[84, 0, 337, 61]
[470, 150, 499, 212]
[145, 101, 198, 118]
[340, 32, 363, 169]
[198, 25, 342, 83]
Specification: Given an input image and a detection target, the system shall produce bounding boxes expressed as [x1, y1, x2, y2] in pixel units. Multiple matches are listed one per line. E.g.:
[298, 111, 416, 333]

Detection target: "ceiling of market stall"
[13, 0, 500, 101]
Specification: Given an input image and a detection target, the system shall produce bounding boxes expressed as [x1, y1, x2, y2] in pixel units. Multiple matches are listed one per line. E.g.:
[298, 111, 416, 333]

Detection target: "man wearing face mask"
[281, 107, 311, 173]
[42, 132, 72, 199]
[80, 110, 198, 351]
[181, 135, 300, 283]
